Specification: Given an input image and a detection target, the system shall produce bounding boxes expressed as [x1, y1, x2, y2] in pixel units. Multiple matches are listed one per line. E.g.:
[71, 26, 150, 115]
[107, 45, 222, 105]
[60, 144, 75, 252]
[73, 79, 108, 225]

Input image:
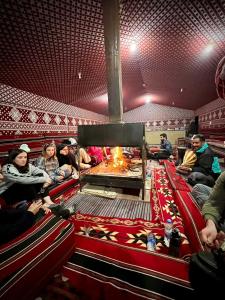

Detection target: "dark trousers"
[1, 183, 49, 205]
[187, 172, 215, 187]
[148, 151, 170, 160]
[0, 208, 35, 245]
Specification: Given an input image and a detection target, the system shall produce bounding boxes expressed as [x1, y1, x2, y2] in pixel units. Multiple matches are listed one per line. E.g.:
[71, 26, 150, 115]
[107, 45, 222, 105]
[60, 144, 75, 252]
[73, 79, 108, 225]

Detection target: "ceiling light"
[94, 93, 108, 101]
[130, 41, 137, 53]
[180, 88, 183, 93]
[78, 72, 82, 79]
[145, 95, 151, 103]
[202, 43, 214, 56]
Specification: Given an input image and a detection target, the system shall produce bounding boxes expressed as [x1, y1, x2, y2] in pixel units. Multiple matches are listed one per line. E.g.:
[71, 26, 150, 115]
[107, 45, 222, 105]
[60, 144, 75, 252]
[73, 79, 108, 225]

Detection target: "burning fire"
[111, 147, 127, 169]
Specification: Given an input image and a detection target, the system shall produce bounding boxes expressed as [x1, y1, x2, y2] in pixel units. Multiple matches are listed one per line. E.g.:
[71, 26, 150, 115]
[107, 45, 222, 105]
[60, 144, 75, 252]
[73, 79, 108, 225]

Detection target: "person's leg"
[79, 148, 91, 164]
[188, 172, 215, 187]
[191, 183, 212, 208]
[155, 151, 170, 159]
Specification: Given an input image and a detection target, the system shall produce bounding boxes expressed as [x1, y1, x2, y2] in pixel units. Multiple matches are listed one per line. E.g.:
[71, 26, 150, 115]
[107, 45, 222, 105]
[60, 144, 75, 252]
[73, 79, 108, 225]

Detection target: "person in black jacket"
[0, 200, 43, 245]
[187, 134, 221, 187]
[56, 144, 79, 179]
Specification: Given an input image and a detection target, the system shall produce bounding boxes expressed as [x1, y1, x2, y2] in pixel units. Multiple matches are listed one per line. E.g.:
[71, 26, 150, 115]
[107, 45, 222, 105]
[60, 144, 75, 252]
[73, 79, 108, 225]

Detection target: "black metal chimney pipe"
[102, 0, 123, 123]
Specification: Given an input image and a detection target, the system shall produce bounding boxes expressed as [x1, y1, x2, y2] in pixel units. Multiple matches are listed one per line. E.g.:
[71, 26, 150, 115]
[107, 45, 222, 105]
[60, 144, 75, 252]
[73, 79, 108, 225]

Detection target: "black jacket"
[193, 147, 218, 179]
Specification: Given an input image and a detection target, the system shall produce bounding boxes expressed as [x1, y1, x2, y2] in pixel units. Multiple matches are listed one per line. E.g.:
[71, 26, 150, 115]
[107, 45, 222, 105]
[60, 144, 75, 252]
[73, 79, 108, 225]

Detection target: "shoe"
[58, 208, 70, 219]
[67, 203, 76, 215]
[49, 203, 63, 215]
[59, 203, 76, 219]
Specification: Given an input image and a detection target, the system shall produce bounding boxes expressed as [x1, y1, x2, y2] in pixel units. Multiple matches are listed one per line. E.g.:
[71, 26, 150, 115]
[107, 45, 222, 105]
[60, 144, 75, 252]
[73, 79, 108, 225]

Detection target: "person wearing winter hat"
[68, 138, 77, 145]
[19, 144, 31, 153]
[62, 138, 92, 169]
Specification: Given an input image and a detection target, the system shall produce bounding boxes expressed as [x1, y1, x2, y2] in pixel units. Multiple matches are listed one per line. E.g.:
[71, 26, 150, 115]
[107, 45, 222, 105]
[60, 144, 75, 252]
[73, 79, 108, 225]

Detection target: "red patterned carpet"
[50, 162, 205, 300]
[62, 235, 194, 300]
[71, 213, 191, 259]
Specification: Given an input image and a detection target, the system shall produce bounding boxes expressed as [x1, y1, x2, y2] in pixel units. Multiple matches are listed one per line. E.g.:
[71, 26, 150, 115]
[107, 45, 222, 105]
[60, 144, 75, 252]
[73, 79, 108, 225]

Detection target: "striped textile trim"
[64, 264, 165, 300]
[0, 215, 73, 282]
[75, 246, 190, 286]
[0, 215, 64, 264]
[163, 161, 190, 192]
[175, 190, 204, 253]
[0, 222, 75, 299]
[64, 193, 151, 220]
[0, 214, 55, 252]
[64, 247, 194, 300]
[72, 235, 191, 282]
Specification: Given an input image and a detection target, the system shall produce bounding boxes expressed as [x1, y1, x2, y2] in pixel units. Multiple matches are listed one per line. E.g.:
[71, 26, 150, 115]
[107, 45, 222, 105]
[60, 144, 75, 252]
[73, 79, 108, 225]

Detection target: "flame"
[112, 147, 127, 168]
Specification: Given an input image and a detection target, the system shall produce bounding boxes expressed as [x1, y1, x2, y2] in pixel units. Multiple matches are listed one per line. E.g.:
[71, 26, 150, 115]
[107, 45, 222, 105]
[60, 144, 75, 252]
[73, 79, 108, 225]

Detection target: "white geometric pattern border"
[0, 84, 108, 122]
[195, 98, 225, 129]
[123, 102, 194, 130]
[0, 102, 104, 135]
[123, 102, 194, 122]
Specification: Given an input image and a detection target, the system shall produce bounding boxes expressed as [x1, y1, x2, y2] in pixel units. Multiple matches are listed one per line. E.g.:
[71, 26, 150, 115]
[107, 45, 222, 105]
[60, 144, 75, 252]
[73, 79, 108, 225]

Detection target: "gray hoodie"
[0, 163, 50, 195]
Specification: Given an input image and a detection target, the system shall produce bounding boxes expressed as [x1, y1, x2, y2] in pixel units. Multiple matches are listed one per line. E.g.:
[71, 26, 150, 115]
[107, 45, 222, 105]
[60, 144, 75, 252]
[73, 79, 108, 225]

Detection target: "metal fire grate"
[78, 123, 146, 199]
[65, 193, 151, 220]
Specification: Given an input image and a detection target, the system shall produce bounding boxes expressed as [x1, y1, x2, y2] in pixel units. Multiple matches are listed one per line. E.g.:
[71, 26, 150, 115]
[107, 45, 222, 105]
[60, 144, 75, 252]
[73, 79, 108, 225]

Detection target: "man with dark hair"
[187, 134, 221, 187]
[159, 133, 173, 157]
[147, 133, 173, 159]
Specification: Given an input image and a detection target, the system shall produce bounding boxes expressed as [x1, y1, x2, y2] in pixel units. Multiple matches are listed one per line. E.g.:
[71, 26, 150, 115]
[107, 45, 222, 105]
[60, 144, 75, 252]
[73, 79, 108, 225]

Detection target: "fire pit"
[78, 123, 146, 199]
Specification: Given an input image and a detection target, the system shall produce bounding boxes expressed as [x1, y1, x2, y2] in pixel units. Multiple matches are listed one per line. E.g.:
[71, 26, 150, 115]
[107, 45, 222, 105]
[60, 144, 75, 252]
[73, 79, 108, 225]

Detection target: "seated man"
[147, 133, 173, 159]
[199, 171, 225, 247]
[190, 171, 225, 296]
[187, 134, 221, 187]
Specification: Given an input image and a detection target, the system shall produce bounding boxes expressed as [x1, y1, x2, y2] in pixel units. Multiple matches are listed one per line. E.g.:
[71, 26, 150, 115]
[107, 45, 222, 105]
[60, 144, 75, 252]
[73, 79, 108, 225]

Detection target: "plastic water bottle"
[169, 228, 181, 257]
[147, 233, 156, 251]
[164, 219, 173, 247]
[146, 161, 151, 178]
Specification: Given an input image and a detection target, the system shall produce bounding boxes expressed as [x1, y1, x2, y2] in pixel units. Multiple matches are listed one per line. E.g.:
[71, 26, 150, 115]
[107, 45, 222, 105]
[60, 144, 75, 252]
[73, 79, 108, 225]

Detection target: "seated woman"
[35, 143, 67, 184]
[62, 139, 92, 169]
[87, 146, 107, 165]
[0, 149, 54, 207]
[56, 144, 79, 179]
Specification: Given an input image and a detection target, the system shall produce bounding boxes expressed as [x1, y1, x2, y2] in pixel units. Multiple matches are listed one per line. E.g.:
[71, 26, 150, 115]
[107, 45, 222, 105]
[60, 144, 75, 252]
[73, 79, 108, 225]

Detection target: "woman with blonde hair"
[35, 143, 67, 183]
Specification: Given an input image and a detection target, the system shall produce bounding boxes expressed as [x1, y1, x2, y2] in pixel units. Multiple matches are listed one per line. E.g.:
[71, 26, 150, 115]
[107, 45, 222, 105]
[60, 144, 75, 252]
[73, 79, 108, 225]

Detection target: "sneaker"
[49, 203, 63, 215]
[67, 203, 76, 215]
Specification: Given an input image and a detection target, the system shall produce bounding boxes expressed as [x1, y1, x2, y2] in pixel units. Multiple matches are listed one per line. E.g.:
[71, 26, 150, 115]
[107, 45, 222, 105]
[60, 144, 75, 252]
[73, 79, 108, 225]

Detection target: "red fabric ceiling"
[0, 0, 224, 115]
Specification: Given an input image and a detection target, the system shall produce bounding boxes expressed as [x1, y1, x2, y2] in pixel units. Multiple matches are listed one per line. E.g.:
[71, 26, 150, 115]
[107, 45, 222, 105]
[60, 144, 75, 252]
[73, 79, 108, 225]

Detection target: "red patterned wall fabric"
[196, 98, 225, 131]
[0, 84, 107, 135]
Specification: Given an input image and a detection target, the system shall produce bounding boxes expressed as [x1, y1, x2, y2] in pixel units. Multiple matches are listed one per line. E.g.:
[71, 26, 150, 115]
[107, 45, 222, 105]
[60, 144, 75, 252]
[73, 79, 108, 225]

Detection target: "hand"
[55, 175, 64, 182]
[59, 170, 65, 176]
[215, 231, 225, 249]
[41, 205, 51, 214]
[27, 200, 42, 215]
[200, 219, 218, 247]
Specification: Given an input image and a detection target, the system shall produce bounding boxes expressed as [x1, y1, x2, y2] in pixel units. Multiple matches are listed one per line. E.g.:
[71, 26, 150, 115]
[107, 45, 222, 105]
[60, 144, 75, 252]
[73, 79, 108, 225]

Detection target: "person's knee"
[79, 148, 91, 163]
